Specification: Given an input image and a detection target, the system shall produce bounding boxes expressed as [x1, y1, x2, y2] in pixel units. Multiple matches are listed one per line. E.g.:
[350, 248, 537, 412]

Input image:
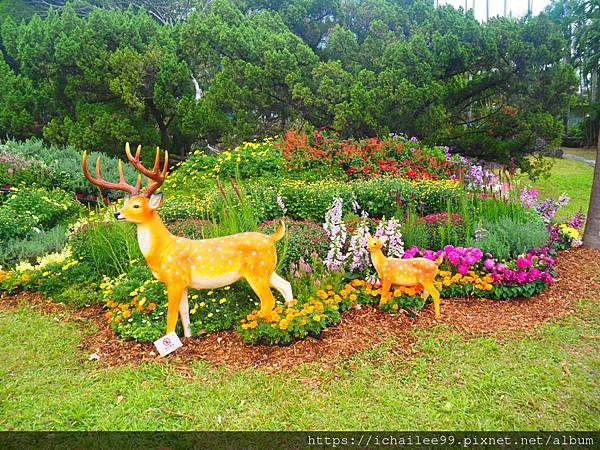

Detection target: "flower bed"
[0, 132, 587, 347]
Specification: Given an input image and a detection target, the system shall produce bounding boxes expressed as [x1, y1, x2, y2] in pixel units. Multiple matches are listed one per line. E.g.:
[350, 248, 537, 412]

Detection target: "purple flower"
[541, 273, 553, 283]
[410, 136, 417, 142]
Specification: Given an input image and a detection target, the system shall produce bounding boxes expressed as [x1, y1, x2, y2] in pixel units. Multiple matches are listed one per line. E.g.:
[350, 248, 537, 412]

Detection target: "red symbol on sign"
[163, 337, 172, 346]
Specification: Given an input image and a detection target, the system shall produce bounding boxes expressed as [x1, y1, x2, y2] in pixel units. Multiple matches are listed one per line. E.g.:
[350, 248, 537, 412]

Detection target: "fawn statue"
[367, 234, 443, 317]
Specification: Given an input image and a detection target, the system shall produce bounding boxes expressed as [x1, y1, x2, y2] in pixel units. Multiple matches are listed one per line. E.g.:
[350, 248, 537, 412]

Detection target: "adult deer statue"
[82, 143, 293, 337]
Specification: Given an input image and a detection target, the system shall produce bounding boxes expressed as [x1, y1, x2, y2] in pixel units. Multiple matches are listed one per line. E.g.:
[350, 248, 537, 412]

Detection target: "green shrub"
[258, 219, 329, 272]
[167, 218, 212, 240]
[159, 194, 210, 222]
[5, 139, 139, 195]
[162, 142, 282, 196]
[53, 284, 99, 308]
[0, 208, 38, 241]
[68, 221, 143, 280]
[0, 147, 54, 188]
[468, 217, 548, 260]
[2, 187, 81, 229]
[201, 177, 461, 223]
[0, 225, 68, 268]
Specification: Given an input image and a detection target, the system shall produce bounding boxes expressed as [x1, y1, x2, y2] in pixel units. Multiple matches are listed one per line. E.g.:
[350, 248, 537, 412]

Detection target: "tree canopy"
[0, 0, 579, 165]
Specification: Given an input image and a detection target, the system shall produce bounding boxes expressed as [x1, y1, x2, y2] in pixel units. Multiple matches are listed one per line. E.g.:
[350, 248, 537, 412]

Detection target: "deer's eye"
[133, 204, 140, 209]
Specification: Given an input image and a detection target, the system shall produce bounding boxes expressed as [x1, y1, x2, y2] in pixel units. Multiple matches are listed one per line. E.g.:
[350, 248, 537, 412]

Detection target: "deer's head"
[366, 234, 387, 253]
[82, 143, 168, 224]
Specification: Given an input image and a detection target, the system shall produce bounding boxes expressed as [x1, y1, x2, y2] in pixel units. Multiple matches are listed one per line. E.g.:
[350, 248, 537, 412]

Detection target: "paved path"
[563, 152, 596, 167]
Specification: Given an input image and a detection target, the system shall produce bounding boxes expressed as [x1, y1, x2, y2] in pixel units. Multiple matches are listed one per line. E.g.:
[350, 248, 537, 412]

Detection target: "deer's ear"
[149, 193, 163, 210]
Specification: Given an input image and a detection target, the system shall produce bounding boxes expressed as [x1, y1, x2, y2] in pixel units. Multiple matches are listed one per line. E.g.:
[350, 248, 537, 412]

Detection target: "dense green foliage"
[548, 0, 600, 146]
[0, 0, 576, 166]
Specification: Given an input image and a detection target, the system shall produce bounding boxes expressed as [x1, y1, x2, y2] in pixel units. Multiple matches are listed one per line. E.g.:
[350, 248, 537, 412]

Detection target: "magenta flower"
[464, 255, 477, 265]
[528, 268, 541, 280]
[541, 273, 553, 283]
[516, 258, 532, 269]
[484, 259, 495, 270]
[458, 264, 469, 275]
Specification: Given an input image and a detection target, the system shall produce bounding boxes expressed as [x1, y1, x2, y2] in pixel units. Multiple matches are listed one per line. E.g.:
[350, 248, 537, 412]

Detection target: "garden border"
[1, 248, 598, 373]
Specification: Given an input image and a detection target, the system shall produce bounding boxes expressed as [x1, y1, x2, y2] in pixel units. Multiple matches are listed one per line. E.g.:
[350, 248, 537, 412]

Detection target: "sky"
[438, 0, 553, 21]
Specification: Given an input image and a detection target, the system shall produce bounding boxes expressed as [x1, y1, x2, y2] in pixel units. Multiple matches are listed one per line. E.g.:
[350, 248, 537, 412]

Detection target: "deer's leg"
[246, 276, 276, 317]
[178, 289, 192, 337]
[380, 279, 392, 305]
[270, 272, 293, 306]
[422, 281, 441, 317]
[166, 283, 185, 335]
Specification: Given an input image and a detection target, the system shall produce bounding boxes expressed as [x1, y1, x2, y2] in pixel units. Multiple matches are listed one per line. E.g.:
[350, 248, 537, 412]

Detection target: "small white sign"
[154, 331, 183, 357]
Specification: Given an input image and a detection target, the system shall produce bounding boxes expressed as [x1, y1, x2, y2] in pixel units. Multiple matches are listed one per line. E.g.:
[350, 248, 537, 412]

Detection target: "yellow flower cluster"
[163, 140, 276, 192]
[100, 275, 160, 325]
[346, 278, 434, 308]
[559, 223, 580, 240]
[241, 287, 341, 331]
[437, 270, 493, 291]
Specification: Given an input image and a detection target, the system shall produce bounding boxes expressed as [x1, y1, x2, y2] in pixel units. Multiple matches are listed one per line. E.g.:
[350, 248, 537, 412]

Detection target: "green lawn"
[1, 299, 598, 431]
[516, 157, 594, 218]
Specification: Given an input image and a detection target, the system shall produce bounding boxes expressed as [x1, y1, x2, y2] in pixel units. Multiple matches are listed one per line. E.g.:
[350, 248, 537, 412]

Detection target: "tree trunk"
[158, 120, 170, 153]
[583, 124, 600, 249]
[148, 101, 171, 151]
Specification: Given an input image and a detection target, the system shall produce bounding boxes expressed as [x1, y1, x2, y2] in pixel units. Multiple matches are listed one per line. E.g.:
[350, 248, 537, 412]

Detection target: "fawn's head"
[366, 234, 387, 253]
[82, 143, 168, 225]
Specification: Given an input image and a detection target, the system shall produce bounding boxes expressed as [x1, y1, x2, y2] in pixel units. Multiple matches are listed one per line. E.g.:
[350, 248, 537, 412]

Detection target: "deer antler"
[125, 143, 169, 197]
[82, 151, 142, 195]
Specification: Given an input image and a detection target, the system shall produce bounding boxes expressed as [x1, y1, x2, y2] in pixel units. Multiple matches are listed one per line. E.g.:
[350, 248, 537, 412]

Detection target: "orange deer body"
[367, 235, 443, 317]
[83, 144, 292, 337]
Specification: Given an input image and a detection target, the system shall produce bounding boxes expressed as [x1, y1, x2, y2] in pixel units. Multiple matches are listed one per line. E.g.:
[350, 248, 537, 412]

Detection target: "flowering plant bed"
[0, 132, 588, 347]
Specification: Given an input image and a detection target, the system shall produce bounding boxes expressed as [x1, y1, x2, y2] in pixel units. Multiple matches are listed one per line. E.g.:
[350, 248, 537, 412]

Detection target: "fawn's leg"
[270, 272, 293, 306]
[166, 283, 186, 335]
[246, 276, 276, 317]
[422, 281, 441, 317]
[380, 279, 392, 305]
[178, 289, 192, 337]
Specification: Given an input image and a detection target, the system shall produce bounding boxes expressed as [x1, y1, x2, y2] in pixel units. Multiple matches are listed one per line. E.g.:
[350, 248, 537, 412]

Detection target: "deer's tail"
[435, 253, 445, 266]
[271, 220, 286, 242]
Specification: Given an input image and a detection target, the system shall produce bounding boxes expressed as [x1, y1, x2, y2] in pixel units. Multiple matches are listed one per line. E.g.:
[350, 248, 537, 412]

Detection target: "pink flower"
[541, 273, 553, 283]
[458, 264, 469, 275]
[448, 253, 461, 265]
[484, 258, 495, 270]
[516, 258, 532, 269]
[529, 267, 541, 279]
[464, 255, 477, 265]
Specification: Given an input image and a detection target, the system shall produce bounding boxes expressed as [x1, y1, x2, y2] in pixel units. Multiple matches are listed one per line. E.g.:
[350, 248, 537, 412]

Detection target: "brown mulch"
[1, 248, 599, 373]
